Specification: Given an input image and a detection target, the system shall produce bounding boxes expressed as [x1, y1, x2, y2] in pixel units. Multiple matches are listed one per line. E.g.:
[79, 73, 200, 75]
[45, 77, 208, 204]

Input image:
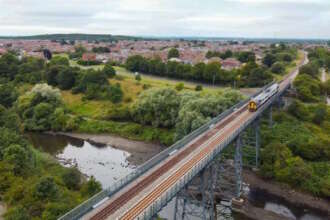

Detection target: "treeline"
[0, 86, 102, 219]
[125, 55, 273, 87]
[0, 53, 122, 103]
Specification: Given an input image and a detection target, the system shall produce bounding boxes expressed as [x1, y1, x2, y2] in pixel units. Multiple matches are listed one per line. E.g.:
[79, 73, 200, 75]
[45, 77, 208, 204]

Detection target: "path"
[321, 68, 330, 105]
[0, 202, 6, 220]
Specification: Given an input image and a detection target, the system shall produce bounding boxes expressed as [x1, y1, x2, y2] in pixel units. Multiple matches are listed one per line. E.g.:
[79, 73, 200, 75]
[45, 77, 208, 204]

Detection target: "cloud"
[0, 0, 329, 38]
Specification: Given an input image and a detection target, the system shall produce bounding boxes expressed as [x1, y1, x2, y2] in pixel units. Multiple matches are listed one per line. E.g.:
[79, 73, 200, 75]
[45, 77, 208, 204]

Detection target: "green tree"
[167, 48, 180, 59]
[103, 63, 116, 78]
[271, 62, 285, 74]
[203, 62, 221, 84]
[261, 142, 292, 179]
[132, 88, 180, 128]
[262, 53, 277, 67]
[56, 67, 76, 90]
[33, 177, 59, 200]
[0, 84, 18, 108]
[61, 168, 81, 190]
[81, 176, 101, 197]
[4, 206, 29, 220]
[3, 144, 30, 175]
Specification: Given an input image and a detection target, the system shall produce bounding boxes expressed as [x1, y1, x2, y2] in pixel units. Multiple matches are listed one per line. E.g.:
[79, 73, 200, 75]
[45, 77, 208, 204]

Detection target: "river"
[26, 133, 328, 220]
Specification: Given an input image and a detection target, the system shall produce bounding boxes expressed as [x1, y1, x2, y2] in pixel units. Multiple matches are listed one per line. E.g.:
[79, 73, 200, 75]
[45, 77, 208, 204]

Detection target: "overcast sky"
[0, 0, 329, 39]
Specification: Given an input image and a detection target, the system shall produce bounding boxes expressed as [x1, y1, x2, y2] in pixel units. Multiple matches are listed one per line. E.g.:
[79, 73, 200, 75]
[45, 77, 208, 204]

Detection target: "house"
[0, 48, 7, 55]
[221, 58, 241, 71]
[204, 57, 222, 64]
[82, 53, 96, 61]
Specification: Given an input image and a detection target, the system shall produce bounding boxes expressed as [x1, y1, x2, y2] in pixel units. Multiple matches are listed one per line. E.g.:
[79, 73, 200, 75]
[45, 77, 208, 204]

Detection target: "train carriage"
[248, 83, 279, 112]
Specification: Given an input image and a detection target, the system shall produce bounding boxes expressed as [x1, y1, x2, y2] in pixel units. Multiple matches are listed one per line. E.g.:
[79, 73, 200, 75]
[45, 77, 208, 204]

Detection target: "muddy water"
[27, 133, 136, 188]
[248, 188, 328, 220]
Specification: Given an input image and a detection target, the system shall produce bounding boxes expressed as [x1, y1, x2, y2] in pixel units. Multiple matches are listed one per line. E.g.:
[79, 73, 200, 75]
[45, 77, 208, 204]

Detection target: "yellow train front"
[248, 83, 279, 112]
[248, 100, 258, 112]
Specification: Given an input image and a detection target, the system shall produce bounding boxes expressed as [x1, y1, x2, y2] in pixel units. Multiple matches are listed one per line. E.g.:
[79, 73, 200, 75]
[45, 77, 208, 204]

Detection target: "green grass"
[77, 119, 175, 146]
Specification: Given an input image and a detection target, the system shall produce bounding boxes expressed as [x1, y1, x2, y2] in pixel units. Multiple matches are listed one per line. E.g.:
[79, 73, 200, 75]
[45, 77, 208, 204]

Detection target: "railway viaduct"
[59, 52, 308, 220]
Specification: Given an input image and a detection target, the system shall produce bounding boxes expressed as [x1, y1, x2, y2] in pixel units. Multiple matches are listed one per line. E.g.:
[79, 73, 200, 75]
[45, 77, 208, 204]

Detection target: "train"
[248, 83, 279, 112]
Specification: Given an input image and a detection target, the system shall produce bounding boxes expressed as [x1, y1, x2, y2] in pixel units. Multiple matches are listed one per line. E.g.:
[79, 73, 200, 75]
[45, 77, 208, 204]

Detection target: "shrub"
[175, 82, 184, 91]
[195, 85, 203, 91]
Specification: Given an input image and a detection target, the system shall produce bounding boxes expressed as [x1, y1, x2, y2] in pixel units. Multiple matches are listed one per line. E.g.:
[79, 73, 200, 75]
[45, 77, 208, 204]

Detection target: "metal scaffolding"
[173, 135, 244, 220]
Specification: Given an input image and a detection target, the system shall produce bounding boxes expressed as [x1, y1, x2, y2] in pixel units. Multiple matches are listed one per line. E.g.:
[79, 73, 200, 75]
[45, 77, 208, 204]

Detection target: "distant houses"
[82, 53, 96, 62]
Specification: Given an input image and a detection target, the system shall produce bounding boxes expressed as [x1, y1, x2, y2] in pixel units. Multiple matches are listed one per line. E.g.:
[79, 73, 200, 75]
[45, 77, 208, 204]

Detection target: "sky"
[0, 0, 329, 39]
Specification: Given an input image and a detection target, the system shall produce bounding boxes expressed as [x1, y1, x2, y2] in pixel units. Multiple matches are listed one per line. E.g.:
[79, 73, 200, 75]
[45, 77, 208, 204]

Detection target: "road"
[80, 52, 308, 220]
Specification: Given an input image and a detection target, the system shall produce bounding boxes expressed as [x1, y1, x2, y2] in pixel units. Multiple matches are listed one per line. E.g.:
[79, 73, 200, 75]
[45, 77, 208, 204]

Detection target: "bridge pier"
[173, 135, 243, 220]
[269, 105, 273, 128]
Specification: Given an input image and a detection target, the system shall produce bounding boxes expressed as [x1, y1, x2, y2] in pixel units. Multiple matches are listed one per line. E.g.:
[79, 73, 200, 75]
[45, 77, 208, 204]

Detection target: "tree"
[192, 63, 206, 81]
[312, 103, 327, 125]
[4, 206, 29, 220]
[103, 63, 116, 78]
[56, 67, 76, 90]
[3, 144, 30, 175]
[81, 176, 101, 197]
[261, 142, 292, 179]
[203, 62, 221, 84]
[168, 48, 180, 59]
[132, 88, 181, 128]
[61, 168, 81, 190]
[0, 84, 18, 108]
[263, 53, 276, 67]
[33, 177, 59, 200]
[271, 62, 285, 74]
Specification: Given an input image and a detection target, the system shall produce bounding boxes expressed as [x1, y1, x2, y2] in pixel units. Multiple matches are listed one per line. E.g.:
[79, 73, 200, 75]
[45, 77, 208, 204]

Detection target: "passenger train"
[248, 83, 279, 112]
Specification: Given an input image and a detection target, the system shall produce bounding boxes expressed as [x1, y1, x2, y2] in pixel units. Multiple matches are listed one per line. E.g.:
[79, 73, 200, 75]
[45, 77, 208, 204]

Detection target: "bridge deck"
[80, 52, 307, 220]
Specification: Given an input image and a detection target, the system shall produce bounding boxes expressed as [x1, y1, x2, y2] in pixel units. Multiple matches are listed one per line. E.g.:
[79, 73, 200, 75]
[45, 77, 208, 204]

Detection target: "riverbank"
[243, 169, 330, 216]
[56, 132, 165, 165]
[0, 202, 5, 220]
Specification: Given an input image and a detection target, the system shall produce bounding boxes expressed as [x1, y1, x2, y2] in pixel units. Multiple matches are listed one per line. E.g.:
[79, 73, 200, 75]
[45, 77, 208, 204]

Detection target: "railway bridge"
[60, 52, 308, 220]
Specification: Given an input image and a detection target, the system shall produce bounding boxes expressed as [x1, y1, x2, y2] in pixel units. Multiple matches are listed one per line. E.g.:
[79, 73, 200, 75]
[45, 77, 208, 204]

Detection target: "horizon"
[0, 33, 329, 41]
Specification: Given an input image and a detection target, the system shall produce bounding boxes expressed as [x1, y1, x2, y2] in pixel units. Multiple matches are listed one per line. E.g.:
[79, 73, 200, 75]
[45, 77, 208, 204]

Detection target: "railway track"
[120, 110, 251, 219]
[89, 105, 248, 220]
[88, 52, 307, 220]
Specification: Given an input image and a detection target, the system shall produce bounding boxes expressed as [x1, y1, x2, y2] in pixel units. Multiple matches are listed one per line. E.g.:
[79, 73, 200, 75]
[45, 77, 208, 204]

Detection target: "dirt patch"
[58, 132, 166, 165]
[0, 202, 6, 220]
[243, 169, 330, 216]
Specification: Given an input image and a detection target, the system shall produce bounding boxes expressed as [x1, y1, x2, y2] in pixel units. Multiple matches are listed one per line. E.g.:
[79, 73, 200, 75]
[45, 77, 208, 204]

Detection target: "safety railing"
[137, 90, 281, 220]
[58, 81, 275, 220]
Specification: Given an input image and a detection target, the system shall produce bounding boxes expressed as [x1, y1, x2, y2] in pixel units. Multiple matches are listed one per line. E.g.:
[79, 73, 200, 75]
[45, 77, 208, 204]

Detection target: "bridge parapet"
[59, 82, 276, 220]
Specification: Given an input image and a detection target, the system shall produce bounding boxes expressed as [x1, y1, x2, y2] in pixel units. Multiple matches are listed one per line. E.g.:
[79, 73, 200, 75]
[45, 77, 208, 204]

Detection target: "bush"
[61, 168, 81, 190]
[81, 176, 101, 197]
[195, 85, 203, 91]
[0, 84, 18, 108]
[175, 82, 184, 91]
[4, 206, 29, 220]
[103, 63, 116, 78]
[77, 59, 102, 66]
[271, 62, 285, 74]
[33, 177, 59, 200]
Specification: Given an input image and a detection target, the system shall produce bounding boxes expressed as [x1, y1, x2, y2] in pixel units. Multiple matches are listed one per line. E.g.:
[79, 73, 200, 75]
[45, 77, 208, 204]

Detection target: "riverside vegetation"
[259, 47, 330, 198]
